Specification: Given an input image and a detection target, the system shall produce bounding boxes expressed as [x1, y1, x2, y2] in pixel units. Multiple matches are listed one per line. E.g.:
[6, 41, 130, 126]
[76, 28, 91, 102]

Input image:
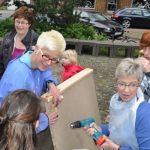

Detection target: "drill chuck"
[70, 121, 81, 128]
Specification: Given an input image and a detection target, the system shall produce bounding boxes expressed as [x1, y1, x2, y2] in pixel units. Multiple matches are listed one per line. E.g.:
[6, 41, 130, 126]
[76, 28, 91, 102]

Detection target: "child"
[60, 49, 85, 82]
[0, 89, 41, 150]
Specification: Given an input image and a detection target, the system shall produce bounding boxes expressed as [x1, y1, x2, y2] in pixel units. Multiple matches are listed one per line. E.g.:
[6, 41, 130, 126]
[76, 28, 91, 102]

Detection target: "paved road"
[0, 10, 14, 20]
[124, 28, 148, 40]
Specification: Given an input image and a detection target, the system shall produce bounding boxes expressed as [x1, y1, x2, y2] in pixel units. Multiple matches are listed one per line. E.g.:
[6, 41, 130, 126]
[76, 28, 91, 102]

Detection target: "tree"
[0, 0, 8, 6]
[34, 0, 77, 25]
[1, 0, 78, 25]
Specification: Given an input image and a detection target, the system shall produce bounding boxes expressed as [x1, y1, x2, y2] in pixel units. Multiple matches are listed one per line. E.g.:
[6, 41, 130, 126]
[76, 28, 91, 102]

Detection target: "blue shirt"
[101, 101, 150, 150]
[0, 51, 58, 133]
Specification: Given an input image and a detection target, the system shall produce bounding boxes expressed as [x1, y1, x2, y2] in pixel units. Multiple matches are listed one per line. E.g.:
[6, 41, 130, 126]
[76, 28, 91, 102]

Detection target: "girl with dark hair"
[0, 89, 41, 150]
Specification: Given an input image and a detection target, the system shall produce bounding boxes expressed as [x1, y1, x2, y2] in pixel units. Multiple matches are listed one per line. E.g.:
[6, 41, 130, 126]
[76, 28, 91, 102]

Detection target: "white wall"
[7, 0, 31, 10]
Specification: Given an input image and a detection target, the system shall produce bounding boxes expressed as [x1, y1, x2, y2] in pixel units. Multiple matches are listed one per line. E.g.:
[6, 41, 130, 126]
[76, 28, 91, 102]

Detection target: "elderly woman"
[138, 31, 150, 103]
[0, 30, 66, 150]
[0, 6, 38, 78]
[85, 58, 150, 150]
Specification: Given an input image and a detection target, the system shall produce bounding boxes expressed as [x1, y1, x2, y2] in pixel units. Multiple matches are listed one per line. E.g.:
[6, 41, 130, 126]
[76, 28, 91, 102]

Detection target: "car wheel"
[95, 28, 100, 34]
[122, 20, 131, 28]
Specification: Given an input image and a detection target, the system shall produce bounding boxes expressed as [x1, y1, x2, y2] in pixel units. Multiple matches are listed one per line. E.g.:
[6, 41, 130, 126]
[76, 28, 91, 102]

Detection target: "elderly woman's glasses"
[116, 82, 139, 90]
[39, 49, 59, 63]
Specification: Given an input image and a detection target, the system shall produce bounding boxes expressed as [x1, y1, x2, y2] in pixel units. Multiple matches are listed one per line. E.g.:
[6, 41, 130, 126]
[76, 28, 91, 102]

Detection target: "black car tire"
[122, 19, 131, 28]
[95, 28, 100, 34]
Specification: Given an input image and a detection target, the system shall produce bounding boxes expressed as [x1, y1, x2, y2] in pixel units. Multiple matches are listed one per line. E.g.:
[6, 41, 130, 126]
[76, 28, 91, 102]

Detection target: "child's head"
[0, 89, 41, 149]
[61, 49, 78, 66]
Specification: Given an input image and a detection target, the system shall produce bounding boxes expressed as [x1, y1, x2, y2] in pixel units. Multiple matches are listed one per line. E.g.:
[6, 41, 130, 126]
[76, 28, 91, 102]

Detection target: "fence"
[0, 38, 139, 57]
[66, 38, 139, 57]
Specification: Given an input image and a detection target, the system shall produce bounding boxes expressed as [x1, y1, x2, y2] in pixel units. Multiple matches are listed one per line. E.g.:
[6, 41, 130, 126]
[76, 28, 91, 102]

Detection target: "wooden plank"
[42, 68, 101, 150]
[65, 39, 139, 57]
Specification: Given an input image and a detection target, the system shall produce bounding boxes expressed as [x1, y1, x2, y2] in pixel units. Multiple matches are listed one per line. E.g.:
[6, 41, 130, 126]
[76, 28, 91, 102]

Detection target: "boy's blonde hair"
[62, 49, 78, 64]
[37, 30, 66, 52]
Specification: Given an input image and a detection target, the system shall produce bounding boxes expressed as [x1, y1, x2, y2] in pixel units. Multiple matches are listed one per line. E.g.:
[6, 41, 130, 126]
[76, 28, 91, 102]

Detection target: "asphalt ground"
[124, 28, 148, 40]
[0, 10, 14, 20]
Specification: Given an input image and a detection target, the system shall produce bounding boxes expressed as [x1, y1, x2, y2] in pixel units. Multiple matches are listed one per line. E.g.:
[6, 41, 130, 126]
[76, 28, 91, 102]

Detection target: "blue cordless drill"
[70, 117, 105, 146]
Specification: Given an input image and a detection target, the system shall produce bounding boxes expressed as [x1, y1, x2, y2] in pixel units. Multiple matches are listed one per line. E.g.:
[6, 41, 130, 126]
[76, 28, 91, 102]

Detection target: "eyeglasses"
[39, 49, 59, 64]
[15, 20, 29, 26]
[116, 82, 139, 90]
[42, 55, 59, 63]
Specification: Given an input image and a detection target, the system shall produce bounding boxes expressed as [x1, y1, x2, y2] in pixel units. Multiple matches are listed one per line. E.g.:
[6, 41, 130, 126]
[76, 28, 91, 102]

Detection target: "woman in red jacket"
[61, 49, 85, 82]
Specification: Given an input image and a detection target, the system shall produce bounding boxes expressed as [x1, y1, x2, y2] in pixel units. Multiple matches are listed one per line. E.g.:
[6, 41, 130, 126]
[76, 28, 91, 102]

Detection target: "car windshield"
[81, 11, 108, 21]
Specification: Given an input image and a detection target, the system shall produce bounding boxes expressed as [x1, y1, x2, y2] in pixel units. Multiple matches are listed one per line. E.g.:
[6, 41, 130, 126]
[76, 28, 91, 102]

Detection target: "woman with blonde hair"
[84, 58, 150, 150]
[60, 49, 84, 82]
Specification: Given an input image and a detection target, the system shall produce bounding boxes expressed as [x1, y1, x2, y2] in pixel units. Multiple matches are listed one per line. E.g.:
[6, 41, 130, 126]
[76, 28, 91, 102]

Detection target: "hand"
[48, 83, 63, 107]
[99, 137, 120, 150]
[137, 57, 150, 73]
[84, 122, 102, 136]
[48, 111, 59, 125]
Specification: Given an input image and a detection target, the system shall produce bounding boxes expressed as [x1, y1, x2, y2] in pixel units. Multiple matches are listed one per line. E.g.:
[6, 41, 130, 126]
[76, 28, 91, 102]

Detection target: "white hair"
[36, 30, 66, 52]
[115, 58, 143, 82]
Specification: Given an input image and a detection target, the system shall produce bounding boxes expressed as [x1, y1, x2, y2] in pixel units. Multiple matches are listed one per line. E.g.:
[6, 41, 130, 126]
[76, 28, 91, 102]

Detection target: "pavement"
[0, 10, 14, 20]
[124, 28, 148, 40]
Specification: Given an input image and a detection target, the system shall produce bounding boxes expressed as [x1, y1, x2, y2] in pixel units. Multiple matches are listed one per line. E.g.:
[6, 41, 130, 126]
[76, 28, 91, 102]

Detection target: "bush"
[0, 18, 13, 37]
[34, 21, 109, 40]
[0, 17, 109, 41]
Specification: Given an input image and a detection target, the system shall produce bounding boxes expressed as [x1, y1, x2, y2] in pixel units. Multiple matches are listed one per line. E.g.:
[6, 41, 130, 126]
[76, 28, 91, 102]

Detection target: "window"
[121, 9, 132, 15]
[131, 9, 142, 16]
[75, 0, 95, 8]
[143, 10, 150, 16]
[107, 0, 117, 11]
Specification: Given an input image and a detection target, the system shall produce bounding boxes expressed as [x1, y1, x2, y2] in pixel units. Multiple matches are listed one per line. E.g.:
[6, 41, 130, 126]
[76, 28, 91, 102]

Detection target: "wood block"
[42, 68, 101, 150]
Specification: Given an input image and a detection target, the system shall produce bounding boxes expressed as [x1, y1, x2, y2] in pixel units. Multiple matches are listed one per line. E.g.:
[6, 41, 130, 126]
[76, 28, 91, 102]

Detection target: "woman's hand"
[48, 83, 63, 107]
[84, 123, 119, 150]
[138, 57, 150, 73]
[84, 122, 102, 135]
[99, 137, 120, 150]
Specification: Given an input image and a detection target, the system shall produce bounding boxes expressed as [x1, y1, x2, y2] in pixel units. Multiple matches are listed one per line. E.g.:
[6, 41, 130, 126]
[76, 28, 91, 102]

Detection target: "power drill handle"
[92, 127, 105, 146]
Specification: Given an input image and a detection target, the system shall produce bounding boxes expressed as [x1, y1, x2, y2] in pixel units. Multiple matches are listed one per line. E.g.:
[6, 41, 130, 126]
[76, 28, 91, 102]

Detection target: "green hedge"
[0, 18, 14, 37]
[0, 18, 110, 41]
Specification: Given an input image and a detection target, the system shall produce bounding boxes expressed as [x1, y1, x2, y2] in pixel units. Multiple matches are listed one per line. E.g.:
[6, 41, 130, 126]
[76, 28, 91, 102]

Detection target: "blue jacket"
[0, 51, 58, 133]
[101, 101, 150, 150]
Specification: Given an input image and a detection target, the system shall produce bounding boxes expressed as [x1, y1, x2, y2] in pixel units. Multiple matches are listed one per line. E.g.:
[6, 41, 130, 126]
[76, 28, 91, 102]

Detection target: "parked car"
[74, 9, 124, 37]
[112, 7, 150, 28]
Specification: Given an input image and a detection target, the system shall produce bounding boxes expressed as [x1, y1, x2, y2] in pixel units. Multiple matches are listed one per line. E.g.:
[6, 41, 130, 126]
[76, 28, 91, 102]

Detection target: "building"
[95, 0, 133, 13]
[77, 0, 146, 13]
[6, 0, 145, 12]
[7, 0, 33, 10]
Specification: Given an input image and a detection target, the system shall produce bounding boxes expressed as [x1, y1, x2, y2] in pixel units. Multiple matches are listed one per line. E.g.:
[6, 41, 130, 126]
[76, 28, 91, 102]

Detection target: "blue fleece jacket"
[0, 51, 58, 133]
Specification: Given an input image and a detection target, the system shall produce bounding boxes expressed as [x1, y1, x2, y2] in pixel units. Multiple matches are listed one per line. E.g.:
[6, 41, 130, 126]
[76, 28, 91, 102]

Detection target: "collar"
[20, 51, 32, 68]
[63, 64, 75, 69]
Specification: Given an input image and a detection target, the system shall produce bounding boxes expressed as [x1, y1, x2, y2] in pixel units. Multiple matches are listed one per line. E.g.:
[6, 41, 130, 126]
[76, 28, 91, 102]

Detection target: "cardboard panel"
[42, 68, 101, 150]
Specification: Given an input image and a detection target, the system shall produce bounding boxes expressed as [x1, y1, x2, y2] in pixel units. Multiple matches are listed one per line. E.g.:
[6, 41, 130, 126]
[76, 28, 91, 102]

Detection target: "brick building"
[95, 0, 133, 13]
[81, 0, 146, 13]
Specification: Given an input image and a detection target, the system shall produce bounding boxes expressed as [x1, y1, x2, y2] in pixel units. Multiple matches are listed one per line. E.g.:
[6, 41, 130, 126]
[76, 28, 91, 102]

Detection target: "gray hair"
[36, 30, 66, 52]
[115, 58, 143, 82]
